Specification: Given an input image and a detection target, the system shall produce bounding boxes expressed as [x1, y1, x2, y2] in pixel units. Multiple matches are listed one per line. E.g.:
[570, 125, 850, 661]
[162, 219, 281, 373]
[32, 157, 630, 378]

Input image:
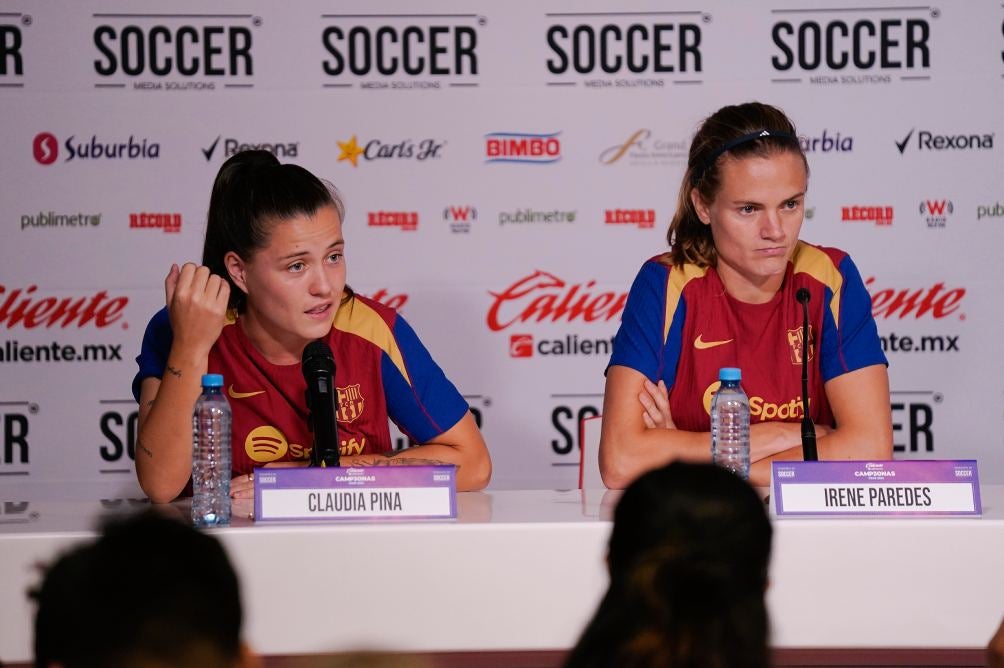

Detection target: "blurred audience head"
[566, 461, 773, 668]
[32, 510, 256, 668]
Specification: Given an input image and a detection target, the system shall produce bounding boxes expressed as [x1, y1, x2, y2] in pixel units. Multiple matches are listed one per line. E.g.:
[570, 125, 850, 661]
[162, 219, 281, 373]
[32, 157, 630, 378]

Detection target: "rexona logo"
[771, 7, 934, 85]
[863, 277, 965, 320]
[919, 199, 953, 228]
[21, 211, 101, 231]
[32, 132, 160, 164]
[0, 285, 128, 329]
[91, 14, 258, 91]
[545, 16, 706, 88]
[605, 209, 655, 228]
[202, 135, 299, 161]
[895, 128, 994, 153]
[487, 271, 626, 357]
[367, 211, 418, 231]
[841, 205, 892, 226]
[600, 129, 687, 165]
[130, 212, 181, 233]
[337, 135, 444, 167]
[443, 205, 477, 234]
[485, 132, 561, 164]
[799, 130, 853, 153]
[321, 15, 481, 89]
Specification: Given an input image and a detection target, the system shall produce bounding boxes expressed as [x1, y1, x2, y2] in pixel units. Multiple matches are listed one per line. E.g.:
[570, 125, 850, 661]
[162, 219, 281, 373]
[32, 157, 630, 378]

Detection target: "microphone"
[301, 340, 340, 467]
[796, 288, 818, 462]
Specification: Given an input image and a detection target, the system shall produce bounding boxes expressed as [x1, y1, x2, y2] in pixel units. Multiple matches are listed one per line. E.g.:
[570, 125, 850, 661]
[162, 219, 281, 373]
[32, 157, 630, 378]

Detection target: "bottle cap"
[718, 367, 741, 382]
[201, 373, 224, 388]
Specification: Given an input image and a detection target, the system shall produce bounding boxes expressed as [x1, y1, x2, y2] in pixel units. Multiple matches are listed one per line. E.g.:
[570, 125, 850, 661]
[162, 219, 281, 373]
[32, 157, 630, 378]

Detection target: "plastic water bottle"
[710, 367, 750, 480]
[192, 373, 232, 527]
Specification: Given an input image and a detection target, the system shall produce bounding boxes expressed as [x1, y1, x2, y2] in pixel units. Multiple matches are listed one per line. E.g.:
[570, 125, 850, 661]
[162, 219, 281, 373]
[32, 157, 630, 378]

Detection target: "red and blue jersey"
[608, 241, 887, 431]
[133, 295, 469, 477]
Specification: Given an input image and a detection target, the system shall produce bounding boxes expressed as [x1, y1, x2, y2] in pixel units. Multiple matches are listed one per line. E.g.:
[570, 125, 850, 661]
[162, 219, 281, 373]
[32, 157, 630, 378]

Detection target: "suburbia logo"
[895, 129, 994, 154]
[800, 130, 853, 153]
[864, 278, 965, 320]
[337, 135, 444, 166]
[600, 129, 686, 165]
[0, 285, 128, 329]
[605, 209, 655, 228]
[487, 270, 626, 331]
[771, 9, 931, 84]
[92, 16, 256, 91]
[202, 135, 299, 161]
[919, 199, 953, 228]
[443, 205, 477, 233]
[841, 206, 892, 226]
[32, 132, 160, 164]
[485, 132, 561, 164]
[367, 211, 418, 231]
[130, 213, 181, 233]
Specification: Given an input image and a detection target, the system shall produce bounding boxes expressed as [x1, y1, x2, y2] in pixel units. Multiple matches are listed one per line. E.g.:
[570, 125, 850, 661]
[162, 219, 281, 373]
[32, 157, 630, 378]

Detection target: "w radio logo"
[443, 205, 478, 233]
[920, 199, 953, 228]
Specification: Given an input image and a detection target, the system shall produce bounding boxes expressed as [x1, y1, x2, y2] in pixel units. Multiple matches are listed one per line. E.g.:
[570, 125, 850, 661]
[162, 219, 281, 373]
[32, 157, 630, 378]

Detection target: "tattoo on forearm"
[352, 456, 452, 468]
[138, 442, 154, 459]
[166, 365, 182, 378]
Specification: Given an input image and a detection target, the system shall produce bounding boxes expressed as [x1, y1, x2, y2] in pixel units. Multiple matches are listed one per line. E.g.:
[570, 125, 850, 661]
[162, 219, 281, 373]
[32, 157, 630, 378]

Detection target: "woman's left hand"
[230, 460, 310, 500]
[639, 379, 675, 430]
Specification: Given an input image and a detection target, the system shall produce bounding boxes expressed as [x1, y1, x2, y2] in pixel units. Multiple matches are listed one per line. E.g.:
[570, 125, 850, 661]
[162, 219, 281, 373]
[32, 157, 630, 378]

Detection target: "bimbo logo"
[864, 278, 965, 320]
[0, 285, 128, 329]
[487, 270, 626, 331]
[485, 132, 561, 164]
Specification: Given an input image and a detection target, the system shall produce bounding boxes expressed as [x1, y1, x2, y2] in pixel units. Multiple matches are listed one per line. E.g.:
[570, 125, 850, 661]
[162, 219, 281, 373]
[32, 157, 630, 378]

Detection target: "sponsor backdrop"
[1, 0, 1002, 493]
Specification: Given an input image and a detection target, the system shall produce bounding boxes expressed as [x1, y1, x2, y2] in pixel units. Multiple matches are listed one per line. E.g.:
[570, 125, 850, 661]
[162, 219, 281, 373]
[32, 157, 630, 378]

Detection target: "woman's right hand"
[165, 263, 230, 355]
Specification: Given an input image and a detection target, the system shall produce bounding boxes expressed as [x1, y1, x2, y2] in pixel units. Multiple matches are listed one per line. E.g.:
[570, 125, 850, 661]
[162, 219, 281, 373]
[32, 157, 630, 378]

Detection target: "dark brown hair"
[202, 150, 347, 312]
[667, 102, 808, 267]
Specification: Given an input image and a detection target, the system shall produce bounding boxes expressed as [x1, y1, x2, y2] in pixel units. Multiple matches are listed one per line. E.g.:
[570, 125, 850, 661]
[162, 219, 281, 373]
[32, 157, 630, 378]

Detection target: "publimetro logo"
[485, 132, 561, 164]
[130, 212, 181, 233]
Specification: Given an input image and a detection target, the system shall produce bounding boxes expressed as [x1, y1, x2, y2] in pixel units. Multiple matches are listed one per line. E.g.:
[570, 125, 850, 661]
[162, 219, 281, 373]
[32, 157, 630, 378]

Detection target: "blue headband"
[690, 129, 799, 186]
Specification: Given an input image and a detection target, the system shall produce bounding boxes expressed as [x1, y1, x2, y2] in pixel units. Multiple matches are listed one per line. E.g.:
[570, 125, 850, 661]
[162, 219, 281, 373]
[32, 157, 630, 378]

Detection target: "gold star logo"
[337, 135, 364, 167]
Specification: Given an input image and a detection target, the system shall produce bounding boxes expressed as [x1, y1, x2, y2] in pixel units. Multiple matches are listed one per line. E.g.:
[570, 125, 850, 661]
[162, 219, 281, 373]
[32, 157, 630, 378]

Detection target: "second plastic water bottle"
[710, 367, 751, 480]
[192, 373, 232, 527]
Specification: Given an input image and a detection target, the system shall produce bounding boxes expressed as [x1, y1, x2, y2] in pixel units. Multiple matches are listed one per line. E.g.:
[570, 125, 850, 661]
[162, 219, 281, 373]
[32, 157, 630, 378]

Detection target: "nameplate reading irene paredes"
[770, 460, 981, 518]
[253, 466, 457, 522]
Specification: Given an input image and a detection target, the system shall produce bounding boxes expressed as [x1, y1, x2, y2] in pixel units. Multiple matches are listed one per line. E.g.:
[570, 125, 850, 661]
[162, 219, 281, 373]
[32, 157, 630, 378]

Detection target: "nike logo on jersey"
[694, 335, 734, 350]
[228, 385, 265, 399]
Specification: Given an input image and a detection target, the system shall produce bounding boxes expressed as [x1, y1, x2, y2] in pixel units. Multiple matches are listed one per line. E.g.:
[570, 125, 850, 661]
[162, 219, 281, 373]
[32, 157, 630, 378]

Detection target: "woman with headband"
[599, 102, 892, 489]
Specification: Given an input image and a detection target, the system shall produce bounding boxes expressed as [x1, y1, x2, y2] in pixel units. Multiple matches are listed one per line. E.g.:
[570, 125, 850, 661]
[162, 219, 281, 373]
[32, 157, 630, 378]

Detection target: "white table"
[1, 484, 1001, 665]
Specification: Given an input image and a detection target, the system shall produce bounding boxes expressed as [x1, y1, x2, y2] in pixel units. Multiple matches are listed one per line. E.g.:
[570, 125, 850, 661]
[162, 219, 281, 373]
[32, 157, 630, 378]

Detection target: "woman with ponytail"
[565, 462, 772, 668]
[600, 102, 892, 489]
[133, 151, 490, 502]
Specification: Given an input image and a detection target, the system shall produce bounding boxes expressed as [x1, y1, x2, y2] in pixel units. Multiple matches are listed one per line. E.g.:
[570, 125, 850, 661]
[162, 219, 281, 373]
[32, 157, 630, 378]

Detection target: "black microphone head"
[301, 339, 335, 378]
[796, 287, 811, 305]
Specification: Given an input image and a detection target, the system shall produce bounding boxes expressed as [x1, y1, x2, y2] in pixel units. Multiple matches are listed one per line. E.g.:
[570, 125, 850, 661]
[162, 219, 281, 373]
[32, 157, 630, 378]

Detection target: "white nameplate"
[770, 460, 981, 517]
[253, 465, 457, 522]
